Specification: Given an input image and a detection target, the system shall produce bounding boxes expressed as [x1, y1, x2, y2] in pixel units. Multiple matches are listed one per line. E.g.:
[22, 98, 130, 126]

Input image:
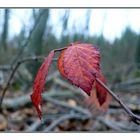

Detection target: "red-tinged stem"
[96, 78, 140, 125]
[54, 47, 68, 52]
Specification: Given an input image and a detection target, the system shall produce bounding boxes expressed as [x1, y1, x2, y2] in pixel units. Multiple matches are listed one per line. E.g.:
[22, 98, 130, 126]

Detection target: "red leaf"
[58, 43, 100, 94]
[58, 50, 67, 78]
[85, 82, 111, 113]
[87, 72, 111, 112]
[58, 42, 111, 109]
[31, 42, 111, 119]
[31, 50, 55, 119]
[95, 72, 107, 106]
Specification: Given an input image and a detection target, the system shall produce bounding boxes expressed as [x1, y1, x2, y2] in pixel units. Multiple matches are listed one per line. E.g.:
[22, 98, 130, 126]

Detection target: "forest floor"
[0, 77, 140, 132]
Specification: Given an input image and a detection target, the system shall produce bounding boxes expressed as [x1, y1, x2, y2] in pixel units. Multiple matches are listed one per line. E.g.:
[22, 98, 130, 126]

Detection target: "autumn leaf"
[58, 43, 100, 95]
[31, 42, 111, 119]
[31, 50, 55, 119]
[58, 42, 111, 109]
[86, 73, 111, 113]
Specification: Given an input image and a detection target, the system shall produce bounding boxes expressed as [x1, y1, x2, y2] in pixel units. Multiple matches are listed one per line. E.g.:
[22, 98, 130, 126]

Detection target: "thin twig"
[97, 115, 138, 131]
[96, 78, 140, 125]
[54, 46, 68, 52]
[43, 113, 90, 132]
[26, 113, 67, 131]
[97, 117, 122, 131]
[26, 119, 41, 132]
[109, 78, 140, 91]
[0, 65, 12, 71]
[0, 56, 57, 108]
[2, 90, 73, 109]
[43, 96, 92, 117]
[110, 103, 140, 114]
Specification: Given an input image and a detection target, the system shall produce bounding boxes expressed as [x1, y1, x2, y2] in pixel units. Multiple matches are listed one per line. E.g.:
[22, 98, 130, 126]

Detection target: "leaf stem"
[54, 47, 68, 52]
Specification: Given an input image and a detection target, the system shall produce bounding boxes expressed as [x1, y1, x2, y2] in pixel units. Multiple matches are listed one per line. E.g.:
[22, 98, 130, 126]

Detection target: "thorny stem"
[96, 78, 140, 125]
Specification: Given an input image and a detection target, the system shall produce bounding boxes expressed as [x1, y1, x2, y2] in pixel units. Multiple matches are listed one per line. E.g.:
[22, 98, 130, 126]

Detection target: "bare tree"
[1, 9, 10, 51]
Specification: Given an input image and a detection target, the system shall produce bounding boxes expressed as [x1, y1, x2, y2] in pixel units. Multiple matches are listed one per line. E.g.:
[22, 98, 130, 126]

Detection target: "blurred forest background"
[0, 8, 140, 132]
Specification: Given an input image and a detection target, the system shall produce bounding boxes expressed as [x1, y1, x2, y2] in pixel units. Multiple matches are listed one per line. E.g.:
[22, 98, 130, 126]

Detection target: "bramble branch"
[96, 78, 140, 125]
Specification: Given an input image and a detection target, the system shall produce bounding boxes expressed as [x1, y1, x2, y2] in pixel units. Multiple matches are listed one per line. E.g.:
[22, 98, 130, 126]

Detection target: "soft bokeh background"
[0, 8, 140, 132]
